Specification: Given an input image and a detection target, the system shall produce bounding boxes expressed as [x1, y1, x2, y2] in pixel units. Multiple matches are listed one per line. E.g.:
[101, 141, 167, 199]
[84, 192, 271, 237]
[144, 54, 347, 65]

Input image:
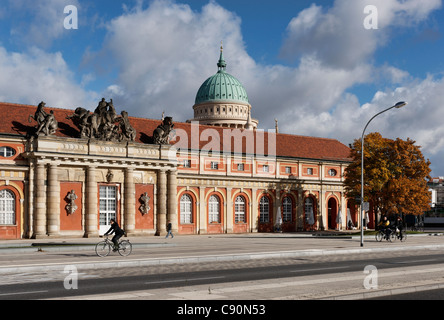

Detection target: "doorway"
[328, 198, 337, 230]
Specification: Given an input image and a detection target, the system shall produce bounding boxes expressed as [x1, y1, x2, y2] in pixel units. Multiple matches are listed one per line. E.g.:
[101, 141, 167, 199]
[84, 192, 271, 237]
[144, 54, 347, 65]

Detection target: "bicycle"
[95, 235, 132, 257]
[375, 228, 396, 242]
[395, 228, 407, 242]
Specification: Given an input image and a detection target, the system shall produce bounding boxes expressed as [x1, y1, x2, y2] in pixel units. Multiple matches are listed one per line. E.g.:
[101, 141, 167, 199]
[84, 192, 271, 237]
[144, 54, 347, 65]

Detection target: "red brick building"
[0, 51, 355, 239]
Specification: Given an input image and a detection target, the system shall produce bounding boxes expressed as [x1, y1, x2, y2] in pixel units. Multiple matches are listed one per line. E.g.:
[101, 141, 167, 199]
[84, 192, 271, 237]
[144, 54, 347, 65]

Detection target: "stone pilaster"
[124, 167, 136, 235]
[47, 163, 60, 236]
[167, 170, 178, 233]
[85, 166, 98, 238]
[156, 169, 167, 236]
[33, 162, 46, 238]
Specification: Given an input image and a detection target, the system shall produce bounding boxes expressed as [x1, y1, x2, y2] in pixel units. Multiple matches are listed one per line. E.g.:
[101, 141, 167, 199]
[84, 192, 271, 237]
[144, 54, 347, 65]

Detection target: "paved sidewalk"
[0, 232, 443, 274]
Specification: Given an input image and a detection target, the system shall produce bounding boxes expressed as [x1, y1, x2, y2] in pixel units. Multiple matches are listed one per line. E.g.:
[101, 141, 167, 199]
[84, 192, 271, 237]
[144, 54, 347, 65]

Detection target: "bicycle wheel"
[95, 241, 111, 257]
[388, 231, 396, 242]
[375, 231, 383, 242]
[118, 240, 132, 256]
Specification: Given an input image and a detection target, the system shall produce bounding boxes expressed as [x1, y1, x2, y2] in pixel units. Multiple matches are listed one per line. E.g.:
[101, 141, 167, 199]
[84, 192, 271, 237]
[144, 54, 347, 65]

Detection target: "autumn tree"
[344, 132, 431, 219]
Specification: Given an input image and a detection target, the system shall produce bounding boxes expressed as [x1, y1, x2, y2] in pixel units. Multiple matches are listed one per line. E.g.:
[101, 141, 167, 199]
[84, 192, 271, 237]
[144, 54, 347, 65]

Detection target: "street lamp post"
[360, 101, 407, 247]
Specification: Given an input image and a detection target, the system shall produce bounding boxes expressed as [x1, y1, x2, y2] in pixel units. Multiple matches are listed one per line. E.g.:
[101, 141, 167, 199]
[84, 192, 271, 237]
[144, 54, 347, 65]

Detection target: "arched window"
[235, 196, 246, 223]
[259, 196, 269, 223]
[305, 197, 315, 225]
[282, 197, 292, 222]
[208, 195, 220, 223]
[0, 189, 15, 225]
[180, 194, 193, 224]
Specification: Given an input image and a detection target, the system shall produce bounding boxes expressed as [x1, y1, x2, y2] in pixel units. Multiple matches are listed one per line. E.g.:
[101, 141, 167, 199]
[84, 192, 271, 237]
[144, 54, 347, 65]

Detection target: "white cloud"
[2, 0, 444, 176]
[7, 0, 81, 48]
[98, 0, 250, 121]
[0, 46, 97, 108]
[280, 0, 441, 69]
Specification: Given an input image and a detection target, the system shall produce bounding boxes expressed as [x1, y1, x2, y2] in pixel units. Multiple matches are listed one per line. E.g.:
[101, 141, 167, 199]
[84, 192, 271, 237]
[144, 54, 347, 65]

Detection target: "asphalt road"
[2, 251, 444, 300]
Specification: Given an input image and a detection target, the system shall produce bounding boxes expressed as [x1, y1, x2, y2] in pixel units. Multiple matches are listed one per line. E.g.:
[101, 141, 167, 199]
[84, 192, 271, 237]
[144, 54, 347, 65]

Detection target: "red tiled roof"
[0, 102, 352, 162]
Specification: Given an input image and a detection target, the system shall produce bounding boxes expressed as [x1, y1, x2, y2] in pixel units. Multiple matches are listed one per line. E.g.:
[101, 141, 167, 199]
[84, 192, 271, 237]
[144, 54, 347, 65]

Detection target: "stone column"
[85, 166, 98, 238]
[167, 170, 178, 233]
[33, 162, 47, 238]
[47, 163, 60, 236]
[124, 167, 136, 235]
[156, 169, 167, 236]
[251, 188, 258, 232]
[226, 187, 233, 233]
[198, 187, 206, 234]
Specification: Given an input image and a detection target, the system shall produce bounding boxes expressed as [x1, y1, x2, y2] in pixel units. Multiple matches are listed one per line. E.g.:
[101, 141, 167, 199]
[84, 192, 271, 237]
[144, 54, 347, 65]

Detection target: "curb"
[323, 282, 444, 300]
[0, 242, 175, 253]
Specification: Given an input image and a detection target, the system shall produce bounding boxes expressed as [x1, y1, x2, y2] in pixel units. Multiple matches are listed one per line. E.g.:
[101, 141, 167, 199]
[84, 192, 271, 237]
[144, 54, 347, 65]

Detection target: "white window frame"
[0, 146, 15, 158]
[282, 197, 292, 222]
[235, 196, 246, 223]
[259, 196, 269, 223]
[99, 186, 117, 228]
[211, 162, 219, 170]
[262, 165, 269, 173]
[180, 194, 193, 224]
[0, 189, 15, 225]
[183, 160, 191, 168]
[208, 195, 220, 223]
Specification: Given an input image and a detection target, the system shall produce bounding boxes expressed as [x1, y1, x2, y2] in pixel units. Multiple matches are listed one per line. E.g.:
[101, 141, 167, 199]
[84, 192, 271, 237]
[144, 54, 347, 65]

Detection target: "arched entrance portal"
[328, 198, 338, 230]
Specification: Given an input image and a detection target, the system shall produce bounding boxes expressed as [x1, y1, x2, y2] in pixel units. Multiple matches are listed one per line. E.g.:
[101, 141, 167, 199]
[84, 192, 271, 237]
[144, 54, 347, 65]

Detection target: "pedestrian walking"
[165, 221, 174, 239]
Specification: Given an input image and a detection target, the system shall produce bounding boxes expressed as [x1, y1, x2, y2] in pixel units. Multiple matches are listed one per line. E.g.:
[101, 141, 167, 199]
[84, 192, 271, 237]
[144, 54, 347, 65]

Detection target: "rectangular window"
[285, 166, 291, 174]
[183, 160, 191, 168]
[99, 186, 117, 227]
[307, 168, 313, 175]
[237, 163, 244, 171]
[262, 165, 269, 173]
[211, 162, 219, 170]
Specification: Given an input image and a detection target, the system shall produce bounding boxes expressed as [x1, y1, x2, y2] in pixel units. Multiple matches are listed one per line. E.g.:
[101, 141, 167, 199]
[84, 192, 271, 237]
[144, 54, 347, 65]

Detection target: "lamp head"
[394, 101, 407, 109]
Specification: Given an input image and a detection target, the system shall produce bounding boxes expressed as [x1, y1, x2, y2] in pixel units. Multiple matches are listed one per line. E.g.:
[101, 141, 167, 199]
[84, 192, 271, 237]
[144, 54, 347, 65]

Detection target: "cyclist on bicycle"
[378, 216, 391, 240]
[104, 219, 125, 251]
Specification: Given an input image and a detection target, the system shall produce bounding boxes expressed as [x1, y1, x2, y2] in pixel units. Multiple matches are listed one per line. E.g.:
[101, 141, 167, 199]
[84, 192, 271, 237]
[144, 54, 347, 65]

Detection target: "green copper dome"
[195, 48, 249, 105]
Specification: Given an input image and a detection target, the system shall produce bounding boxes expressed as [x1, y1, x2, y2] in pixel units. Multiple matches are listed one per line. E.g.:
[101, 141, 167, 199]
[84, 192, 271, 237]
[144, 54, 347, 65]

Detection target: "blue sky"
[1, 0, 444, 175]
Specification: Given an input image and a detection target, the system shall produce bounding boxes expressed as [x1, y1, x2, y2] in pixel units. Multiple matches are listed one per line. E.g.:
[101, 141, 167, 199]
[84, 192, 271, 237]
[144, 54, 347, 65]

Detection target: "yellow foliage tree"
[344, 132, 431, 218]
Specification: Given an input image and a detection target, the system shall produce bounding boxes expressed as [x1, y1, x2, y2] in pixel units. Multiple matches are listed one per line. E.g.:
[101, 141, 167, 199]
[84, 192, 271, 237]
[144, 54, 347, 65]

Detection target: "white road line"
[145, 276, 225, 285]
[0, 290, 48, 297]
[290, 266, 350, 273]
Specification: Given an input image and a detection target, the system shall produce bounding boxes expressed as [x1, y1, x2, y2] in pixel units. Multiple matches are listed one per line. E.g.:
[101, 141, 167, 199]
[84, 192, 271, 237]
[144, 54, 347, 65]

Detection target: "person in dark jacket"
[165, 221, 174, 239]
[104, 219, 125, 250]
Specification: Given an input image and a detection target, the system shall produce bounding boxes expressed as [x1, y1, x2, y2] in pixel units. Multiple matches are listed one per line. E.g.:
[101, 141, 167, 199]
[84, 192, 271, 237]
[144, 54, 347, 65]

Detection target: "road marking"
[394, 259, 439, 264]
[0, 290, 48, 297]
[145, 276, 225, 285]
[290, 266, 349, 273]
